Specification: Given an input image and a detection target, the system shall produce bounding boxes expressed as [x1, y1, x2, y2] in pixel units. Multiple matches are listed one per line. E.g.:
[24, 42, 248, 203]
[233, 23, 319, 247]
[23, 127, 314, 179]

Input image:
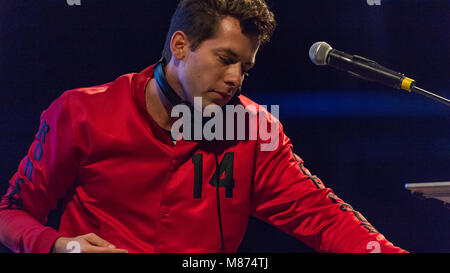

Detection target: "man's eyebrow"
[214, 48, 255, 67]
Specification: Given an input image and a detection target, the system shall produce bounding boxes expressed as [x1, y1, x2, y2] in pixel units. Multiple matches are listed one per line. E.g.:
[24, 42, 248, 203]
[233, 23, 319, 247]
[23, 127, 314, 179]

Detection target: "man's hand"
[52, 233, 128, 253]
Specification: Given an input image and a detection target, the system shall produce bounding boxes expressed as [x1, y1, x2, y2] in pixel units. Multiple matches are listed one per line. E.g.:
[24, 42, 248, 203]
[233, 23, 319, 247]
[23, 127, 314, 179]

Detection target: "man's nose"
[224, 64, 243, 91]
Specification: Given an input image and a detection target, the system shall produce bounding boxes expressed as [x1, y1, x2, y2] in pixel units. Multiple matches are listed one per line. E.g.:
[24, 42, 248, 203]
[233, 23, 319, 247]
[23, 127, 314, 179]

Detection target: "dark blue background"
[1, 0, 449, 253]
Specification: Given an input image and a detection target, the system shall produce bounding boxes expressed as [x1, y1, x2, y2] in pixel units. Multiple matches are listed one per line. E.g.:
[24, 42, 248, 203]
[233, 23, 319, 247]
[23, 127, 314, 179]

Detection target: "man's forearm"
[0, 209, 61, 253]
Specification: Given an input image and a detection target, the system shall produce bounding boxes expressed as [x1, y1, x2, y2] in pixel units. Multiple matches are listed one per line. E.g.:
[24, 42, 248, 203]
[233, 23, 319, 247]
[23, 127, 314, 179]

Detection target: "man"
[0, 0, 406, 253]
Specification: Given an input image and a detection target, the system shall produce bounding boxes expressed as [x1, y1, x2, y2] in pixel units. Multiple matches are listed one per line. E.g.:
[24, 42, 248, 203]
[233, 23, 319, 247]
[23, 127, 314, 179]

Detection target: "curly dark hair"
[162, 0, 277, 61]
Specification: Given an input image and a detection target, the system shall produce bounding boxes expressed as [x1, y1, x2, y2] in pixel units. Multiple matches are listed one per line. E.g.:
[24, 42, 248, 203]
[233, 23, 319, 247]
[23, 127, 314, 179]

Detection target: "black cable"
[215, 153, 225, 253]
[411, 86, 450, 108]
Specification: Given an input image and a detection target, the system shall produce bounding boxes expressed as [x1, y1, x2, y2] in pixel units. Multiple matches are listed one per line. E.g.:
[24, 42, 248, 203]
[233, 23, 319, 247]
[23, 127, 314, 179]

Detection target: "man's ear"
[170, 31, 190, 60]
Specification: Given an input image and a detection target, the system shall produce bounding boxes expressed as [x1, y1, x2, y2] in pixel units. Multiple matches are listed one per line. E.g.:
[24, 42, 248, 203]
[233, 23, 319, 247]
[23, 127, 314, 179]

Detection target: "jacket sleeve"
[250, 117, 407, 253]
[0, 92, 79, 253]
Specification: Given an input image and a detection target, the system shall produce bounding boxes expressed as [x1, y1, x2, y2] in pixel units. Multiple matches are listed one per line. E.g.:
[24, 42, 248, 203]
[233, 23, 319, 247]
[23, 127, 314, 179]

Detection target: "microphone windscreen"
[309, 41, 333, 65]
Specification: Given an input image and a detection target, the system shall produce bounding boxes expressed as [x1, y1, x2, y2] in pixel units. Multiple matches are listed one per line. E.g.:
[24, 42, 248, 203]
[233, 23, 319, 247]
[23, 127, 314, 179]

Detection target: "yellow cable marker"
[401, 77, 415, 92]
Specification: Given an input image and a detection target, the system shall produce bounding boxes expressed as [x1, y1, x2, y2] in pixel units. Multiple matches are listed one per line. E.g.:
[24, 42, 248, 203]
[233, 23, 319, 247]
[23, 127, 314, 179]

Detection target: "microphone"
[309, 41, 415, 92]
[309, 41, 450, 107]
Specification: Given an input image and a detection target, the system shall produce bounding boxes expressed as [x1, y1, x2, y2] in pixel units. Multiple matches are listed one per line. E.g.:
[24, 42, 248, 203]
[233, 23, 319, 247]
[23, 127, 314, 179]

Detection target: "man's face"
[177, 16, 259, 108]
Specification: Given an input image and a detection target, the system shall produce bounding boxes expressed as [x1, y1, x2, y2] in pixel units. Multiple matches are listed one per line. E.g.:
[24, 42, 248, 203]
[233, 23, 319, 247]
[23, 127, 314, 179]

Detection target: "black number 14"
[192, 152, 235, 199]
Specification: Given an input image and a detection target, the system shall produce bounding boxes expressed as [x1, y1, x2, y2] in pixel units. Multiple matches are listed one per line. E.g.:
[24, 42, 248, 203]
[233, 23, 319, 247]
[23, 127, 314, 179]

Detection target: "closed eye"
[218, 56, 251, 77]
[218, 55, 235, 65]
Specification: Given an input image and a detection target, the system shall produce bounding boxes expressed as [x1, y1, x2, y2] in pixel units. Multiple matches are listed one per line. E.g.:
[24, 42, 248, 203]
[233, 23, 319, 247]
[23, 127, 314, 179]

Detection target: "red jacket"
[0, 64, 406, 253]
